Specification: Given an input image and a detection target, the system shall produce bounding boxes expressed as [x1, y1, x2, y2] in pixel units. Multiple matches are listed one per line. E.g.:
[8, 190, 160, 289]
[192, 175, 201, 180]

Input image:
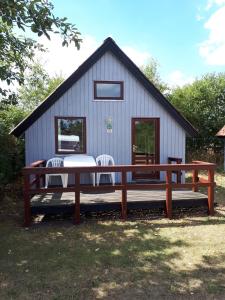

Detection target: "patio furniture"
[96, 154, 115, 186]
[63, 155, 96, 186]
[45, 157, 68, 188]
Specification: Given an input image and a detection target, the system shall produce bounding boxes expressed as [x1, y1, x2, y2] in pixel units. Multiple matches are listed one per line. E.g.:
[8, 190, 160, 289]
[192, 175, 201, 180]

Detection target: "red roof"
[216, 125, 225, 137]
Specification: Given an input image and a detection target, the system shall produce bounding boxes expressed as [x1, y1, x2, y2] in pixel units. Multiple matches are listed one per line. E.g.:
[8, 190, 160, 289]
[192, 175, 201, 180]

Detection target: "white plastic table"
[63, 155, 96, 186]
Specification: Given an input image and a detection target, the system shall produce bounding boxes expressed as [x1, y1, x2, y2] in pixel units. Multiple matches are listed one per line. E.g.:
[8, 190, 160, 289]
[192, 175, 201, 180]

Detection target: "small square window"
[94, 81, 124, 100]
[55, 117, 86, 154]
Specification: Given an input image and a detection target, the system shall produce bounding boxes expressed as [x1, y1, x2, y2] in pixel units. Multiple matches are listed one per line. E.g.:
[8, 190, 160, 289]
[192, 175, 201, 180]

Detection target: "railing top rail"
[23, 162, 216, 175]
[192, 160, 215, 165]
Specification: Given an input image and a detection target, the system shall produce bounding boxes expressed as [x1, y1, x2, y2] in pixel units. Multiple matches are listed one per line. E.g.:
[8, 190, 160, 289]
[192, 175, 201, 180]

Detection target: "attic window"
[55, 117, 86, 154]
[94, 81, 124, 100]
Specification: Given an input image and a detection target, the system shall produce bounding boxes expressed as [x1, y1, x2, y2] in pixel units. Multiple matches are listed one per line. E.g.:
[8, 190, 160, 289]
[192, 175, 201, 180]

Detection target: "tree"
[141, 58, 168, 94]
[0, 62, 64, 184]
[0, 105, 26, 184]
[0, 0, 81, 103]
[169, 73, 225, 160]
[169, 73, 225, 137]
[18, 62, 64, 112]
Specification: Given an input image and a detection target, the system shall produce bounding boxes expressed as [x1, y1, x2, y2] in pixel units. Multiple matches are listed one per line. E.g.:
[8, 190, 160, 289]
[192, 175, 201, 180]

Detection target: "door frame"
[131, 117, 160, 180]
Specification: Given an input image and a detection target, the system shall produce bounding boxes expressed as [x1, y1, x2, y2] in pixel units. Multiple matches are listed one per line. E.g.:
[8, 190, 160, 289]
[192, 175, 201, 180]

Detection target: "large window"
[94, 81, 124, 100]
[55, 117, 86, 154]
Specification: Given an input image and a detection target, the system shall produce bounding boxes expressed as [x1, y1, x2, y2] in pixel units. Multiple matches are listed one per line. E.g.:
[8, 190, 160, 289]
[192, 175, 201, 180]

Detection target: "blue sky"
[39, 0, 225, 86]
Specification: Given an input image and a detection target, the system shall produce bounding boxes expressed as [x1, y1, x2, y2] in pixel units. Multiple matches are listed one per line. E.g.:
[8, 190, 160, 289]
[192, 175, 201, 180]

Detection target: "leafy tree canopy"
[169, 73, 225, 137]
[0, 61, 65, 183]
[0, 105, 26, 183]
[18, 61, 64, 112]
[141, 58, 168, 94]
[0, 0, 81, 103]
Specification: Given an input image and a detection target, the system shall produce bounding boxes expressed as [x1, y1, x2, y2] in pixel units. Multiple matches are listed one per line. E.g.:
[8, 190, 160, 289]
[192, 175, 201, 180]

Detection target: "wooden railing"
[22, 161, 216, 227]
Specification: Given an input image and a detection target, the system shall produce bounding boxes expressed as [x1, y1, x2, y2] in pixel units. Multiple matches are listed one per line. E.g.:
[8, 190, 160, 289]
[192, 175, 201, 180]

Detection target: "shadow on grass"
[1, 218, 225, 299]
[59, 223, 225, 299]
[1, 182, 225, 299]
[37, 201, 225, 229]
[0, 221, 186, 299]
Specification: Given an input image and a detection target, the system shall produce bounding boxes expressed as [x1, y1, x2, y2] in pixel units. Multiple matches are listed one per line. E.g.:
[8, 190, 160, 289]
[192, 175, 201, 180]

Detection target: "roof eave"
[11, 37, 197, 138]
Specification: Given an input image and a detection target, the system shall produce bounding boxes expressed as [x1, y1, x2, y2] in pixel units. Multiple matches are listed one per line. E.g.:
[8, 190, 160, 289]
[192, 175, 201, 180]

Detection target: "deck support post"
[23, 174, 31, 227]
[74, 173, 81, 224]
[121, 171, 127, 220]
[207, 169, 214, 215]
[166, 170, 172, 219]
[192, 169, 198, 192]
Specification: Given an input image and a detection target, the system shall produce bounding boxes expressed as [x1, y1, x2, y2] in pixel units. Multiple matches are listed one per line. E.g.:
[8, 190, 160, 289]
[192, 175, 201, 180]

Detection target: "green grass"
[1, 173, 225, 299]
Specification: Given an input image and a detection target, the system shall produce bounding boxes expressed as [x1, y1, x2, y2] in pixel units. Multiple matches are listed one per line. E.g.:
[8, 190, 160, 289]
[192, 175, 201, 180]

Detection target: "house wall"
[25, 51, 186, 183]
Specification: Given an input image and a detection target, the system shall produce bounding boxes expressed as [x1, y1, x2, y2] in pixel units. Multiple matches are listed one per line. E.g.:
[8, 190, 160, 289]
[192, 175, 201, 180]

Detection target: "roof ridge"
[11, 37, 197, 137]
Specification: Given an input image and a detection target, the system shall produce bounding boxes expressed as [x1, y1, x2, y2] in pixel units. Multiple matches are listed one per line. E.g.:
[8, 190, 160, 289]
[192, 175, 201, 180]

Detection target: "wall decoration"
[105, 117, 112, 133]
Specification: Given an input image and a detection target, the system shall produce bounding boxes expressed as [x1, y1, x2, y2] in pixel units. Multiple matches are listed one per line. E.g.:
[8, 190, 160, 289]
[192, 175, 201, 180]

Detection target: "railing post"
[41, 161, 45, 187]
[121, 171, 127, 220]
[176, 158, 182, 184]
[23, 173, 31, 227]
[208, 169, 214, 215]
[166, 170, 172, 219]
[192, 169, 198, 192]
[36, 174, 40, 189]
[74, 173, 80, 224]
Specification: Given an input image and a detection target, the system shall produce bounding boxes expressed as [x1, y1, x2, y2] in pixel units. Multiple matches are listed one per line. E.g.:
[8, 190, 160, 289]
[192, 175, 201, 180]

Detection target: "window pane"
[134, 121, 155, 154]
[95, 82, 122, 98]
[57, 118, 85, 153]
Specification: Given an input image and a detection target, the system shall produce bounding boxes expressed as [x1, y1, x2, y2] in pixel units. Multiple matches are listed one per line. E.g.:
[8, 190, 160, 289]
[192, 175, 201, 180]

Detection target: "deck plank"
[31, 190, 208, 214]
[31, 190, 207, 205]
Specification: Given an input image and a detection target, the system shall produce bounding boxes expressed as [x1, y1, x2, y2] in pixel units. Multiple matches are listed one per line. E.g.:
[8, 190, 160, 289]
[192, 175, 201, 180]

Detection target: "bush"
[186, 137, 224, 168]
[0, 106, 27, 184]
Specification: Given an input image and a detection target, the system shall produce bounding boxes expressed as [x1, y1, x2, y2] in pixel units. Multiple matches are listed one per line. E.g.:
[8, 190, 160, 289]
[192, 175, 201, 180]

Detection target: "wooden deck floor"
[31, 190, 208, 214]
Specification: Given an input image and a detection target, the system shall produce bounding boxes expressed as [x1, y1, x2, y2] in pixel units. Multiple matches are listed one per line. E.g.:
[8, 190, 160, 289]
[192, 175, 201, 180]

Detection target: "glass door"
[132, 118, 160, 180]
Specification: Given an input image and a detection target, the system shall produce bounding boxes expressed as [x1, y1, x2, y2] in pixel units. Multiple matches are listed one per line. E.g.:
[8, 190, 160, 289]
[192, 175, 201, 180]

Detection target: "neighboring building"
[11, 37, 197, 182]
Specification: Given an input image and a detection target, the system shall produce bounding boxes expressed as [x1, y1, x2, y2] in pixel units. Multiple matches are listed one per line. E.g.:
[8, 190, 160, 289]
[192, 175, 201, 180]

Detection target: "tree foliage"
[169, 73, 225, 137]
[0, 106, 26, 184]
[169, 73, 225, 162]
[0, 0, 81, 103]
[18, 62, 64, 112]
[141, 58, 168, 93]
[0, 62, 64, 184]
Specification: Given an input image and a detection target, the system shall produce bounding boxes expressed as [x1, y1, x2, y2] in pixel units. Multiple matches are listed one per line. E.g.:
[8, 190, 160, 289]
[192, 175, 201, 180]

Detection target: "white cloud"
[35, 35, 152, 78]
[199, 5, 225, 65]
[166, 70, 194, 88]
[196, 14, 204, 21]
[122, 46, 151, 66]
[206, 0, 225, 10]
[36, 35, 99, 77]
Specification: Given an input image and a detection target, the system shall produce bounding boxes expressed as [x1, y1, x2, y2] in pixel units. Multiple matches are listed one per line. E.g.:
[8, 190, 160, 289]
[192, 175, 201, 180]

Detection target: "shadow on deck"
[31, 190, 208, 215]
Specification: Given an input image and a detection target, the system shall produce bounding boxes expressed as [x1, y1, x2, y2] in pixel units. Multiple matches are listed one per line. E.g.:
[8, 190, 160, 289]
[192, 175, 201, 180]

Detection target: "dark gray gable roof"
[11, 37, 197, 137]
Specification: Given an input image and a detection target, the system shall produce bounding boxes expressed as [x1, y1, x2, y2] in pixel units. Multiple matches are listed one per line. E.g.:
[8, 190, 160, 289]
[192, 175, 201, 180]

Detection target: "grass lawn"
[1, 172, 225, 299]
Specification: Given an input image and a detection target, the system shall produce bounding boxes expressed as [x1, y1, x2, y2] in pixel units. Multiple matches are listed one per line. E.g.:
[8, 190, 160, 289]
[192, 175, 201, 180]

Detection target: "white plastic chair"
[45, 158, 68, 188]
[96, 154, 115, 186]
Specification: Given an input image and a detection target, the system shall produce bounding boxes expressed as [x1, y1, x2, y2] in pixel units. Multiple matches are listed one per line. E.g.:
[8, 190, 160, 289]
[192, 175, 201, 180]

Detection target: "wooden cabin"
[11, 37, 197, 184]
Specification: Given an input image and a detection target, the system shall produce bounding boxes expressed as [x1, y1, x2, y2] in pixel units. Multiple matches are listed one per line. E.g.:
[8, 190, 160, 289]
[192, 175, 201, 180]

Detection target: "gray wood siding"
[25, 51, 186, 182]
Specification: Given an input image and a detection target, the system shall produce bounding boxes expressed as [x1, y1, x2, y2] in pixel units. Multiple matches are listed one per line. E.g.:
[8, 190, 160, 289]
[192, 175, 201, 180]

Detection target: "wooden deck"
[23, 160, 215, 225]
[31, 190, 208, 215]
